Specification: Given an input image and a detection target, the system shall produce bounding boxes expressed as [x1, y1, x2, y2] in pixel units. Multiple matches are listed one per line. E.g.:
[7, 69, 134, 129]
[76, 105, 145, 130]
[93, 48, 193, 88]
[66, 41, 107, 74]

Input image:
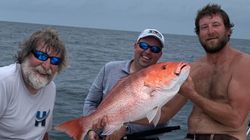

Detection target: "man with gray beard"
[0, 28, 68, 140]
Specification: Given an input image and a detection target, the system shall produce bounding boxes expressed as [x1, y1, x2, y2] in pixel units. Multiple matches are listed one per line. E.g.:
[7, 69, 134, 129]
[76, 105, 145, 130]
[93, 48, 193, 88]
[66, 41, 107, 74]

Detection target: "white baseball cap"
[137, 29, 165, 47]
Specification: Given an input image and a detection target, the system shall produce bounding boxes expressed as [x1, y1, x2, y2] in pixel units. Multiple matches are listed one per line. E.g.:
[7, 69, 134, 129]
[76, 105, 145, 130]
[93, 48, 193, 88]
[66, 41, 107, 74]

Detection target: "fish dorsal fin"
[115, 75, 130, 86]
[101, 75, 130, 101]
[146, 106, 161, 126]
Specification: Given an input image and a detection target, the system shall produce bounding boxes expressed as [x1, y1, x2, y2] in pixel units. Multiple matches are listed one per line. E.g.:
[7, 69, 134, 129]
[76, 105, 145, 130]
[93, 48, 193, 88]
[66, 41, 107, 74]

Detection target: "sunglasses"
[32, 50, 61, 65]
[138, 42, 162, 53]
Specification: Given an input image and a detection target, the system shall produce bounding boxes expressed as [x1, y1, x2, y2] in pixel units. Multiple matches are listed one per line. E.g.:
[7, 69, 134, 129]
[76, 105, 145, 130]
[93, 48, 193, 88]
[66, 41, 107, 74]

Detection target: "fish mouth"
[174, 63, 188, 76]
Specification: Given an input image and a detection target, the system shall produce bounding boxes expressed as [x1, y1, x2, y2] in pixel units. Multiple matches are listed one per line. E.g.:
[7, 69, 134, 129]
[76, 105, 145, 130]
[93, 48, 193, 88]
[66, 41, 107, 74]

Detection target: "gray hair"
[15, 28, 68, 72]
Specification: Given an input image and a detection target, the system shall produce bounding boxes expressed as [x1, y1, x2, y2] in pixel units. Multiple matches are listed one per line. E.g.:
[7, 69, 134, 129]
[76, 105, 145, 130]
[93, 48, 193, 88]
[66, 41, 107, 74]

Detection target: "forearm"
[133, 118, 150, 125]
[188, 91, 244, 128]
[159, 94, 187, 123]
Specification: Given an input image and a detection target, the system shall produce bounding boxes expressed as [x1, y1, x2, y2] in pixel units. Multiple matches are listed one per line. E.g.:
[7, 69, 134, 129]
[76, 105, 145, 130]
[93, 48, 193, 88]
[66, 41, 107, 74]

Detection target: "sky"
[0, 0, 249, 39]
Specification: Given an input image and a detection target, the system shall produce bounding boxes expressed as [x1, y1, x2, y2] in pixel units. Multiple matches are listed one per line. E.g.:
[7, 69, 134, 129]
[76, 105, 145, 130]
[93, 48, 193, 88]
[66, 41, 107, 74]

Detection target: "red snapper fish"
[55, 61, 190, 140]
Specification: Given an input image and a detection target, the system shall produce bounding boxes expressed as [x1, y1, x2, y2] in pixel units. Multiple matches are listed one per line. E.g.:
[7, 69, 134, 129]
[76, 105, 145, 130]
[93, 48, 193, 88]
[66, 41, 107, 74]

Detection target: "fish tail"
[55, 117, 87, 140]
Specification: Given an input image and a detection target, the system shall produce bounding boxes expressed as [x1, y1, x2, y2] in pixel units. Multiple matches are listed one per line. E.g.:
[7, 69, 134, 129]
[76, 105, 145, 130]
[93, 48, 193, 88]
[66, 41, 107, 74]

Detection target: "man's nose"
[41, 58, 51, 69]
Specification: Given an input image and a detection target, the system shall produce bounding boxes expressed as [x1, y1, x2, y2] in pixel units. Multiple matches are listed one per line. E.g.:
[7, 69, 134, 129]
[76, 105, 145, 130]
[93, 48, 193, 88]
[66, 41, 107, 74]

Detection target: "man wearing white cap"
[83, 29, 167, 140]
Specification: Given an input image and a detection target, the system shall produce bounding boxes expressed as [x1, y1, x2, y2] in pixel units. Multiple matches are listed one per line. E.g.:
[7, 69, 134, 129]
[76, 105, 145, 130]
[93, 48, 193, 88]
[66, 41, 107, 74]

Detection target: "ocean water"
[0, 21, 249, 140]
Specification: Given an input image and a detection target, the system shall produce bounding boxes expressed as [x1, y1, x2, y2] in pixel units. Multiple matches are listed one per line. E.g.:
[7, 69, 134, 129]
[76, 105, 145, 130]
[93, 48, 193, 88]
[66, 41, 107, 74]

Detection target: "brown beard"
[199, 34, 229, 54]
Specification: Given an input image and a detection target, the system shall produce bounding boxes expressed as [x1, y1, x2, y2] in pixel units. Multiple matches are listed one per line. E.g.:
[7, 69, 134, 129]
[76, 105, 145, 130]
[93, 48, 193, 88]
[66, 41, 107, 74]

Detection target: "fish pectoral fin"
[142, 86, 158, 97]
[143, 86, 153, 94]
[146, 106, 161, 126]
[152, 107, 161, 126]
[102, 123, 122, 136]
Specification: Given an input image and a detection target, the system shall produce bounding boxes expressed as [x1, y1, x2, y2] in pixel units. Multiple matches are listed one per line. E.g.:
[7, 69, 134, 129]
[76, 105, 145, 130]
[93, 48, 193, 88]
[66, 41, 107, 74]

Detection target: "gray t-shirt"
[0, 63, 55, 140]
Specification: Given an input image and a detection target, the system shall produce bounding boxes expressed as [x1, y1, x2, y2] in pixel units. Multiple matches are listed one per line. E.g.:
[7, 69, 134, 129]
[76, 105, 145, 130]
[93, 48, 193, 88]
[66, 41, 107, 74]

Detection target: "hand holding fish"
[105, 126, 127, 140]
[179, 76, 197, 98]
[87, 130, 99, 140]
[91, 116, 108, 129]
[91, 115, 127, 140]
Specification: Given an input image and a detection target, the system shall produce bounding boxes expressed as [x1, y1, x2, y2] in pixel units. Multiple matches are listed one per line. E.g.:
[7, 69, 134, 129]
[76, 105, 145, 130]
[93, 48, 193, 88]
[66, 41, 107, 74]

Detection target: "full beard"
[199, 34, 229, 54]
[21, 60, 55, 90]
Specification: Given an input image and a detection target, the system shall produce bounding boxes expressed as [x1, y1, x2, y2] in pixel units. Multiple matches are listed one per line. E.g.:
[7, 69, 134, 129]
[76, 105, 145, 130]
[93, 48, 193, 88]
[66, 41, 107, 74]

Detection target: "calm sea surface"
[0, 21, 249, 140]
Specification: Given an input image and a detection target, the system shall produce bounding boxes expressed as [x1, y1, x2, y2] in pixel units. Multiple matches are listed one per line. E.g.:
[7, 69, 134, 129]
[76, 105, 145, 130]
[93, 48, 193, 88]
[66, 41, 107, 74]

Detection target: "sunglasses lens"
[50, 57, 61, 65]
[33, 51, 48, 61]
[151, 46, 161, 53]
[139, 42, 149, 50]
[33, 50, 61, 65]
[138, 42, 161, 53]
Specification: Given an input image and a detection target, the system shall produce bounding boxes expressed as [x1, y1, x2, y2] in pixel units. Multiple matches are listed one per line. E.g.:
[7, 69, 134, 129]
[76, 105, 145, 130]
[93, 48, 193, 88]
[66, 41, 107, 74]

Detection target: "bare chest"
[192, 65, 232, 100]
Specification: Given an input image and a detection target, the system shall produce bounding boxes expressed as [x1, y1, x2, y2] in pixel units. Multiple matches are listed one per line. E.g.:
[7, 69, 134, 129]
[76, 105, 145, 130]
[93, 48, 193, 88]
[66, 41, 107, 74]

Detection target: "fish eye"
[161, 65, 167, 70]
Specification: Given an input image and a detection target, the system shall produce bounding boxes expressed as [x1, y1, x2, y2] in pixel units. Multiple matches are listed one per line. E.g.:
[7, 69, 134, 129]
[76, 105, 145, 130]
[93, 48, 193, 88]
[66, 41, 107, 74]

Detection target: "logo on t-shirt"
[35, 110, 50, 127]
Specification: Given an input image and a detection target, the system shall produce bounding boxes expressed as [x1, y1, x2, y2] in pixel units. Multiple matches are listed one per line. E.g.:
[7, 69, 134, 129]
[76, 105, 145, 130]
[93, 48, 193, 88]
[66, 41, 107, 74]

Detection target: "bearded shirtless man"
[149, 3, 250, 140]
[166, 4, 250, 140]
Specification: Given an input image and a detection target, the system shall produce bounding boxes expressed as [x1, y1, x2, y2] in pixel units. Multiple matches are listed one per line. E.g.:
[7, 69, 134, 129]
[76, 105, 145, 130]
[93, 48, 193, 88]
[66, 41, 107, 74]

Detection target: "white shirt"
[0, 64, 56, 140]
